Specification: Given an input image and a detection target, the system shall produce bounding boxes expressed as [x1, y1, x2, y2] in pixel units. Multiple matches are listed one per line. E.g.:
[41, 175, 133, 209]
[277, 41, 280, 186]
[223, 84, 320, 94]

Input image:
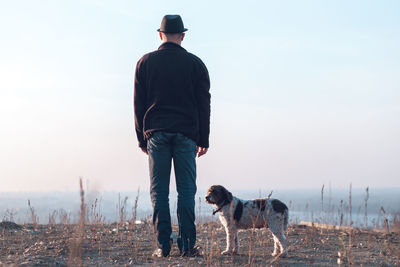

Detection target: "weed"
[68, 177, 86, 267]
[27, 199, 38, 230]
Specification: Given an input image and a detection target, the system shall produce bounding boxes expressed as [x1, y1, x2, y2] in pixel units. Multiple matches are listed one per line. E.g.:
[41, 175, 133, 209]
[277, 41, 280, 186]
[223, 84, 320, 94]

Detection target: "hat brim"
[157, 28, 188, 33]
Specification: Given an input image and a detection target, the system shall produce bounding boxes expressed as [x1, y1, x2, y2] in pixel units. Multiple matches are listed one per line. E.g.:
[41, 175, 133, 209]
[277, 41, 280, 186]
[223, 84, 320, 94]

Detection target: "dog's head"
[205, 185, 233, 206]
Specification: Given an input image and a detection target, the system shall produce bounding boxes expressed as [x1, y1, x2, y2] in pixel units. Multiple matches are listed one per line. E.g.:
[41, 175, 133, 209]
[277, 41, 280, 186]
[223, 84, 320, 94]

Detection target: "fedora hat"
[157, 15, 188, 33]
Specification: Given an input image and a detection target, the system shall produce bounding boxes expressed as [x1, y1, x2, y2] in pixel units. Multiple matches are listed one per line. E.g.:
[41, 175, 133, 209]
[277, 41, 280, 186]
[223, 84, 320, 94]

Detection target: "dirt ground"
[0, 220, 399, 266]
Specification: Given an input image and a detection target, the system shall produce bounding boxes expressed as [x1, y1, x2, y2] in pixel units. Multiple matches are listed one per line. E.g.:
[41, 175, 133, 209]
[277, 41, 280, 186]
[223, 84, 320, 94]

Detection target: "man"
[134, 15, 211, 257]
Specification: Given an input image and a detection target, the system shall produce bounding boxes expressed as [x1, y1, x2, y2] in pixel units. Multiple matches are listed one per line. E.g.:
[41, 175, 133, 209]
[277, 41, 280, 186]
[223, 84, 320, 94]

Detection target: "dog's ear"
[223, 188, 233, 203]
[226, 191, 232, 203]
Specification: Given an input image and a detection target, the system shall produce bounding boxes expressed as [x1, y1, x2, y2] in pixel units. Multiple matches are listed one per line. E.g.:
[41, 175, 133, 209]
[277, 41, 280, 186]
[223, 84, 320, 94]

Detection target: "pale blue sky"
[0, 0, 399, 192]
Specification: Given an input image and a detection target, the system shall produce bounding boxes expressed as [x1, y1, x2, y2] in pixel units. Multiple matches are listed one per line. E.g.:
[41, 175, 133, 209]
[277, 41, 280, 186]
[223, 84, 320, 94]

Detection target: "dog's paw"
[221, 250, 235, 255]
[271, 251, 288, 258]
[271, 251, 280, 257]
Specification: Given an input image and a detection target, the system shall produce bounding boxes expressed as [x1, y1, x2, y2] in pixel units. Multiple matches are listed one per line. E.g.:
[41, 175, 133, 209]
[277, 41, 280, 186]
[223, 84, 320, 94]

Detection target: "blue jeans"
[147, 131, 197, 253]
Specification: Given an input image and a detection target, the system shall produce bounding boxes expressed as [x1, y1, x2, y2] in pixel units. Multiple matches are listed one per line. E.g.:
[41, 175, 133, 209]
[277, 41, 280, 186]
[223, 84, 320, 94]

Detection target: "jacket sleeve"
[134, 58, 147, 148]
[195, 62, 211, 148]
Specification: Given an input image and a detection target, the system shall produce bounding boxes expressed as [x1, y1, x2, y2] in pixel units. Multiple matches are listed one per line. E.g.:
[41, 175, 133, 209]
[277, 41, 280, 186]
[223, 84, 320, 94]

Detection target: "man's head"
[157, 15, 187, 45]
[159, 32, 185, 44]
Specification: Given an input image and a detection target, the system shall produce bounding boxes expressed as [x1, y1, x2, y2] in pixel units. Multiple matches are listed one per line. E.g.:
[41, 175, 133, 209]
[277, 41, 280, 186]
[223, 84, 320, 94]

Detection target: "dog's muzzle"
[205, 195, 214, 204]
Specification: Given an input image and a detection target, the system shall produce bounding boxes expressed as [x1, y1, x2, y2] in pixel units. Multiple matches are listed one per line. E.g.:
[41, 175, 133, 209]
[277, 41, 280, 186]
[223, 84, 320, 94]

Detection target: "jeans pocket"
[148, 132, 168, 152]
[175, 133, 196, 152]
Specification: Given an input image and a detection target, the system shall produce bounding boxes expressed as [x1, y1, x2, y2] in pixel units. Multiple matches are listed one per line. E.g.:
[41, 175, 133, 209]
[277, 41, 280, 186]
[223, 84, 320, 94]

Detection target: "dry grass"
[0, 220, 399, 266]
[27, 199, 38, 230]
[0, 181, 399, 266]
[67, 177, 86, 266]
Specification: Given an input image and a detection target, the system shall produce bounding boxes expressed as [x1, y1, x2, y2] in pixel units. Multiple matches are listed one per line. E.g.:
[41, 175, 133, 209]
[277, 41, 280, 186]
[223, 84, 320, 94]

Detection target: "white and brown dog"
[205, 185, 289, 257]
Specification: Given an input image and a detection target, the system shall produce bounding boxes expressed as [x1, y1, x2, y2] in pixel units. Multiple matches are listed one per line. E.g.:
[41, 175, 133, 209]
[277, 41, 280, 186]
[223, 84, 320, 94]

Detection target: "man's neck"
[162, 40, 181, 46]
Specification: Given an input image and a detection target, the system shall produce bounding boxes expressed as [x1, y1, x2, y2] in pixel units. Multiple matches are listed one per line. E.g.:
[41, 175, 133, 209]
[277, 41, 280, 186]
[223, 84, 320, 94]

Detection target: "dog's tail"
[283, 208, 289, 232]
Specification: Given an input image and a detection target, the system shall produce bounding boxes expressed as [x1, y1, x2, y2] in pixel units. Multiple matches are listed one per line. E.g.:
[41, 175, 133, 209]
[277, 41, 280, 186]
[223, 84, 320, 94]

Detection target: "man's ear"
[181, 33, 185, 41]
[159, 32, 163, 41]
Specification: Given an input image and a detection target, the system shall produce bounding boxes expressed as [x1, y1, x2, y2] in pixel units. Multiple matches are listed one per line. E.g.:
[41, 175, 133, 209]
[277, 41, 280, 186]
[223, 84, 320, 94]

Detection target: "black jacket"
[134, 42, 211, 148]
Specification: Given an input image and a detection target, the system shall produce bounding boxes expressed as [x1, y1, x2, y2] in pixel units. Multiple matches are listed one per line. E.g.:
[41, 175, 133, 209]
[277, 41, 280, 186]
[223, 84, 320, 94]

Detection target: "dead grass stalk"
[67, 177, 86, 267]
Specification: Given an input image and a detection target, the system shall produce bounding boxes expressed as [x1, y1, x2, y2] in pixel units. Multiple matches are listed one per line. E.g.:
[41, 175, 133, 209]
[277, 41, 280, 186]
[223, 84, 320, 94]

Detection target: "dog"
[205, 185, 289, 257]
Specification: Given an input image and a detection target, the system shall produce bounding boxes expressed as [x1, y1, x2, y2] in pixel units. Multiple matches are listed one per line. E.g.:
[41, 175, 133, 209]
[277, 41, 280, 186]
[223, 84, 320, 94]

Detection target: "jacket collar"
[158, 42, 186, 51]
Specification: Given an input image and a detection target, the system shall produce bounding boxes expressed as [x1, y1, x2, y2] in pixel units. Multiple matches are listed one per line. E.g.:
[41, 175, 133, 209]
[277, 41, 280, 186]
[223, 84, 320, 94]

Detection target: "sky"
[0, 0, 399, 192]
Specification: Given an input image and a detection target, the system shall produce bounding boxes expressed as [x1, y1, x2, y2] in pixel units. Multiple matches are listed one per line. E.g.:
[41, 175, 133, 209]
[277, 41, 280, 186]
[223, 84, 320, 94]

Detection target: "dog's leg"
[271, 234, 280, 257]
[279, 234, 288, 258]
[269, 218, 288, 257]
[277, 215, 288, 257]
[232, 230, 239, 254]
[221, 225, 237, 255]
[274, 233, 287, 258]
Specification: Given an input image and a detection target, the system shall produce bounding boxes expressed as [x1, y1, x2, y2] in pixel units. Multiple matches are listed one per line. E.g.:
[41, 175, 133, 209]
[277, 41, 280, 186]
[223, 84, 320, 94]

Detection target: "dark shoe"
[177, 237, 183, 253]
[181, 246, 201, 257]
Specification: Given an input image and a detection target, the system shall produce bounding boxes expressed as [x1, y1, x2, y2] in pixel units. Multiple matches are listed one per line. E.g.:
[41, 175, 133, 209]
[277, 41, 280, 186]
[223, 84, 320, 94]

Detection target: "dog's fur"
[205, 185, 289, 257]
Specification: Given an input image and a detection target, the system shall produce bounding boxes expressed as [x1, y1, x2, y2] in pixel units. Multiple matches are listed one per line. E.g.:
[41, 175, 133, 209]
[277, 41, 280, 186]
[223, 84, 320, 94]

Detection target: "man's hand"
[140, 146, 148, 155]
[196, 146, 208, 157]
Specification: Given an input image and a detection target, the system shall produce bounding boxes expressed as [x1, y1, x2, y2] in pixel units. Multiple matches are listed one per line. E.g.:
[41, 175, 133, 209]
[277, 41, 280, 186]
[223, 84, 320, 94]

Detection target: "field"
[1, 219, 399, 266]
[1, 182, 399, 266]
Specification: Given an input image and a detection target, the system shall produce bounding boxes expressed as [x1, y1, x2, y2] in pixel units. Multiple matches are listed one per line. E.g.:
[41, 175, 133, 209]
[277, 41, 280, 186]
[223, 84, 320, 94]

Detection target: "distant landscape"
[1, 187, 399, 227]
[1, 186, 399, 266]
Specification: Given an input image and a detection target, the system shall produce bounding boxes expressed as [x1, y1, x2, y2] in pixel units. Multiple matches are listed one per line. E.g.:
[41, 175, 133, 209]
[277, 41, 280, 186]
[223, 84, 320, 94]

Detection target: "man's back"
[134, 42, 210, 148]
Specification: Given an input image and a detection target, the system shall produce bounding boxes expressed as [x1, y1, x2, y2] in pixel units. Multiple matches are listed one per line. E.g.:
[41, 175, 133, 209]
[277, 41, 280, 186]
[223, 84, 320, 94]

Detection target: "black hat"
[157, 15, 188, 33]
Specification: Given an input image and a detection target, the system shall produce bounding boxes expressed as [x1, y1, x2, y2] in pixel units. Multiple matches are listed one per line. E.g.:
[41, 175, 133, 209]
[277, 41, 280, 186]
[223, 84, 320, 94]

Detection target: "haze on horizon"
[0, 0, 399, 192]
